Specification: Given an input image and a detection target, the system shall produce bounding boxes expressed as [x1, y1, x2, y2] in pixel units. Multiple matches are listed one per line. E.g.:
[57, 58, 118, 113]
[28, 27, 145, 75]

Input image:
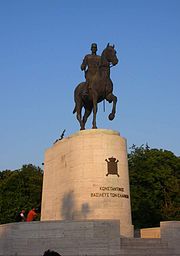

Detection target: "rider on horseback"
[81, 43, 101, 95]
[74, 43, 118, 130]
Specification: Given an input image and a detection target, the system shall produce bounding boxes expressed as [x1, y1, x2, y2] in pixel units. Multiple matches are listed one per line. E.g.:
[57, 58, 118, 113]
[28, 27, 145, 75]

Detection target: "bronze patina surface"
[73, 43, 118, 130]
[81, 43, 101, 87]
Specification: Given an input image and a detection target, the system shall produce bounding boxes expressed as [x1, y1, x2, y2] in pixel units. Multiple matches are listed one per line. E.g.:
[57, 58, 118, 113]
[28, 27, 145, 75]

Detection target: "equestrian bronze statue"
[73, 43, 118, 130]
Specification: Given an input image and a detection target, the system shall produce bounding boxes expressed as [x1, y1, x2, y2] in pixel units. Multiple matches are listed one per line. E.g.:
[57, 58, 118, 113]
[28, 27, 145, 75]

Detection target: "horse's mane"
[100, 47, 110, 67]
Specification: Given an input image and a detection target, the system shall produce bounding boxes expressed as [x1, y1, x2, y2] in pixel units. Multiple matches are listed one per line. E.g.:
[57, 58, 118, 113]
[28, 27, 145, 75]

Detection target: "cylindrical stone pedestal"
[41, 129, 133, 237]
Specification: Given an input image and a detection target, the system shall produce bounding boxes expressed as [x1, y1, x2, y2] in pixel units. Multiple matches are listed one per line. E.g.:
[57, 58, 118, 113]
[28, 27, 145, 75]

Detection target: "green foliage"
[0, 164, 43, 224]
[0, 146, 179, 228]
[128, 144, 180, 228]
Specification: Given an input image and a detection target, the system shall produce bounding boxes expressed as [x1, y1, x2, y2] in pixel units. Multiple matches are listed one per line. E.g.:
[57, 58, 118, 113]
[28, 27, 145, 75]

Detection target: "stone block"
[140, 227, 160, 238]
[0, 220, 121, 256]
[160, 221, 180, 254]
[41, 129, 133, 237]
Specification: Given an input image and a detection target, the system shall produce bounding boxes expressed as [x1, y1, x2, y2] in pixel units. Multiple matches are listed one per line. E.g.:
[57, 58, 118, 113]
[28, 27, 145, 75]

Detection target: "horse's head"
[102, 43, 118, 66]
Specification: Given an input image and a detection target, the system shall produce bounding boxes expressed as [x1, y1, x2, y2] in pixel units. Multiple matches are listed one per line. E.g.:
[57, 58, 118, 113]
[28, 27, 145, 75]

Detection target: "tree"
[0, 164, 43, 224]
[128, 144, 180, 228]
[1, 146, 179, 228]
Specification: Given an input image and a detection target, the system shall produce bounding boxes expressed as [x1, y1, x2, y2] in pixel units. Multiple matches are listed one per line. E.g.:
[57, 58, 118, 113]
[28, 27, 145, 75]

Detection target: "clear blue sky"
[0, 0, 179, 170]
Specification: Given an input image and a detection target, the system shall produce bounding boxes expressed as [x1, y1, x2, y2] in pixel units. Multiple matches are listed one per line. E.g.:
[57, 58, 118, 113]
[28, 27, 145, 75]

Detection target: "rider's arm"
[81, 55, 87, 71]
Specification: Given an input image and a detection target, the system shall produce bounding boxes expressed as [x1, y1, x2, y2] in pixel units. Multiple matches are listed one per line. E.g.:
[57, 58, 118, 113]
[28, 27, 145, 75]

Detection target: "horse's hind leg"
[106, 93, 117, 120]
[82, 106, 92, 130]
[76, 102, 84, 130]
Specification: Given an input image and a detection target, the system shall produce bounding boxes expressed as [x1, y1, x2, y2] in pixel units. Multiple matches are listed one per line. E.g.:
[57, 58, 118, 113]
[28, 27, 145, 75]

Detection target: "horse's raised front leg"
[106, 93, 117, 120]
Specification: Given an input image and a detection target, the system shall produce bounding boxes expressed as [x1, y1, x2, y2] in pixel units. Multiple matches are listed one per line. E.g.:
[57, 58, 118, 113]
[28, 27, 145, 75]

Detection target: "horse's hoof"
[108, 113, 115, 120]
[80, 127, 85, 130]
[92, 126, 97, 129]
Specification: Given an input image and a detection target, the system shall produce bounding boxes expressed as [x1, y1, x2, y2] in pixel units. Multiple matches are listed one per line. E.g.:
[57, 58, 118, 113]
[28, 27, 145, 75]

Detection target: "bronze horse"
[73, 44, 118, 130]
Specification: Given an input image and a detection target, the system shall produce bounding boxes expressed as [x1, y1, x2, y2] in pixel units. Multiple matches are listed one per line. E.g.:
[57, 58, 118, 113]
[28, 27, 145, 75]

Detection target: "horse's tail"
[73, 105, 76, 114]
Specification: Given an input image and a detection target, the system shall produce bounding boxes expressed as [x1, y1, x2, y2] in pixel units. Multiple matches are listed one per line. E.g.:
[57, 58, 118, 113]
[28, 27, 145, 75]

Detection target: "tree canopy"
[0, 164, 43, 224]
[0, 146, 179, 228]
[128, 144, 180, 228]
